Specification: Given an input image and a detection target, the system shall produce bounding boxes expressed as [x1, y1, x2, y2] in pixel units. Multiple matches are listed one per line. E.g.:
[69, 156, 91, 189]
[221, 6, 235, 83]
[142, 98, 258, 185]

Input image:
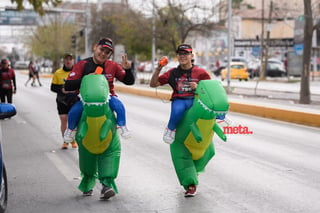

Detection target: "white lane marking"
[45, 151, 80, 182]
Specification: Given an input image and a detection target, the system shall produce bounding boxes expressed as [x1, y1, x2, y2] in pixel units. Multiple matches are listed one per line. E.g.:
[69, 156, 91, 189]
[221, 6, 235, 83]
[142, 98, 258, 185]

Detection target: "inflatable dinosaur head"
[80, 74, 109, 117]
[193, 79, 229, 119]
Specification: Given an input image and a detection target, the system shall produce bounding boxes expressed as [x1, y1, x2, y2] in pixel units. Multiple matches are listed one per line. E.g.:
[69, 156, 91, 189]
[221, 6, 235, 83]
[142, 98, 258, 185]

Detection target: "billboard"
[0, 9, 39, 25]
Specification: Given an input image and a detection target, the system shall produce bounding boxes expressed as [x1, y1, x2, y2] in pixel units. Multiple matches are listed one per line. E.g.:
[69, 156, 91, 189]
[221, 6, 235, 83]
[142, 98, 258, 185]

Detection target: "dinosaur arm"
[100, 119, 112, 141]
[190, 122, 203, 142]
[77, 121, 88, 141]
[213, 123, 227, 142]
[76, 110, 87, 141]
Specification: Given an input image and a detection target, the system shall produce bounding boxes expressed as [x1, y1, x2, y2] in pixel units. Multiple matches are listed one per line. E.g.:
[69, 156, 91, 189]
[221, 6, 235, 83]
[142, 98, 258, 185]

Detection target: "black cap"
[176, 44, 192, 53]
[97, 38, 113, 51]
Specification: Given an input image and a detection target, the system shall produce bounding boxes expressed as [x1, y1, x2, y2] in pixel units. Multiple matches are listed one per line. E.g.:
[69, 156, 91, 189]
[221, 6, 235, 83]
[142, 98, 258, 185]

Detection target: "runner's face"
[1, 62, 8, 68]
[63, 56, 74, 69]
[177, 51, 193, 66]
[93, 45, 112, 64]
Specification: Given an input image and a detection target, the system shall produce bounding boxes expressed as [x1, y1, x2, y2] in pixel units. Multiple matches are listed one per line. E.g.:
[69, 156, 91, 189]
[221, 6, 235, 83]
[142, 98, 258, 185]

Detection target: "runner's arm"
[12, 76, 16, 91]
[64, 79, 81, 91]
[122, 68, 135, 85]
[149, 67, 162, 87]
[50, 83, 63, 94]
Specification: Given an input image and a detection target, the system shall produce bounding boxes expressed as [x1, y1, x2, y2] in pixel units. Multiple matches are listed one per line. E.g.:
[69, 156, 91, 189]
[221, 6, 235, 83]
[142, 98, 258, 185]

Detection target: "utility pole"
[263, 1, 273, 79]
[151, 0, 156, 72]
[259, 0, 265, 80]
[85, 0, 90, 58]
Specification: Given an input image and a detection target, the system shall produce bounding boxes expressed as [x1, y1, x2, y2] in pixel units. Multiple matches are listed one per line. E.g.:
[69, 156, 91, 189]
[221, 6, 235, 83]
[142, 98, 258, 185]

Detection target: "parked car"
[137, 61, 154, 73]
[253, 58, 287, 77]
[222, 56, 248, 67]
[221, 62, 249, 81]
[214, 57, 248, 76]
[13, 61, 29, 70]
[265, 58, 287, 77]
[0, 103, 17, 213]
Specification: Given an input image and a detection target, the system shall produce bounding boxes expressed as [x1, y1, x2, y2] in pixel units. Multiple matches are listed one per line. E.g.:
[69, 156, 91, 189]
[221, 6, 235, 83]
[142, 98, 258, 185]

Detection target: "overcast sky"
[0, 0, 217, 11]
[0, 0, 144, 7]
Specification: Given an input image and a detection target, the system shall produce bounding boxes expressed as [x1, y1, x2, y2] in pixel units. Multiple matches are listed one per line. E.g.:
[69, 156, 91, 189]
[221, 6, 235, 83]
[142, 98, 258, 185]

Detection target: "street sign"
[234, 38, 294, 48]
[294, 44, 304, 55]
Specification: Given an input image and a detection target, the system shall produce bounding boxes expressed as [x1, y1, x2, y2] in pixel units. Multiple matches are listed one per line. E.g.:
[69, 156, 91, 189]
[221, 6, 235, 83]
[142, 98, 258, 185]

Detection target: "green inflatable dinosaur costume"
[75, 74, 120, 194]
[170, 79, 229, 191]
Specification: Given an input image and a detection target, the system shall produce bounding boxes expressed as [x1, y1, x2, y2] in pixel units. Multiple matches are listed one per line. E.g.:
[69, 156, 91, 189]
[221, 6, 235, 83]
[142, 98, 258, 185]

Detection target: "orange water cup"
[159, 56, 168, 66]
[95, 66, 103, 74]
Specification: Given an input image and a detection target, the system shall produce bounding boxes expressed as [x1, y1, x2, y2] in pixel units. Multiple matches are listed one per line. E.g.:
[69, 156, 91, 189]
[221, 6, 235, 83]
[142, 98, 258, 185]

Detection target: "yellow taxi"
[221, 62, 249, 81]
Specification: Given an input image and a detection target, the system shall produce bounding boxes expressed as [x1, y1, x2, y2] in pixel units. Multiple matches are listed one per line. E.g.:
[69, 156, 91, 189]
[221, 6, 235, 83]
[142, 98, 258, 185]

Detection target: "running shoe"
[100, 184, 115, 200]
[83, 190, 93, 196]
[117, 126, 131, 139]
[163, 128, 175, 144]
[61, 142, 68, 149]
[184, 184, 197, 197]
[71, 141, 78, 149]
[64, 128, 77, 143]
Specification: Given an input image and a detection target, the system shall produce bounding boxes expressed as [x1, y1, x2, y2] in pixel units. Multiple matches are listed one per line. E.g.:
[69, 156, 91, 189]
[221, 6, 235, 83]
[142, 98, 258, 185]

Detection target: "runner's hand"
[121, 54, 131, 69]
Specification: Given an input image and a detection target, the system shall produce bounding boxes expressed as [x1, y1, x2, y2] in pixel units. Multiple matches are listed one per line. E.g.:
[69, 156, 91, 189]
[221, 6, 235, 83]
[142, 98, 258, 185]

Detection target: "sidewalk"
[220, 77, 320, 95]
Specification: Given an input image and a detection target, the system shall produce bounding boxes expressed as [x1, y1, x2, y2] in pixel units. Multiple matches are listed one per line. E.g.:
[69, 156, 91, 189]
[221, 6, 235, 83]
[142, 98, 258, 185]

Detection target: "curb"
[21, 71, 53, 78]
[115, 85, 320, 128]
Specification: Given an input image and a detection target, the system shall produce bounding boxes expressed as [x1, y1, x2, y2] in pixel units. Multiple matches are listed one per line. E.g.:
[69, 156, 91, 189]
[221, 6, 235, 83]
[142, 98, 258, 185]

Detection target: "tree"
[154, 0, 220, 53]
[89, 0, 226, 60]
[300, 0, 320, 104]
[90, 3, 153, 60]
[300, 0, 312, 104]
[115, 10, 153, 60]
[117, 0, 223, 59]
[11, 0, 62, 15]
[27, 22, 77, 72]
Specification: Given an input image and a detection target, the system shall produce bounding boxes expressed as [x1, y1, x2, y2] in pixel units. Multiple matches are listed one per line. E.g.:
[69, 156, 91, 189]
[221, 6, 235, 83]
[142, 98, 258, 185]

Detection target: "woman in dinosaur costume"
[150, 43, 229, 196]
[76, 74, 120, 200]
[170, 79, 229, 197]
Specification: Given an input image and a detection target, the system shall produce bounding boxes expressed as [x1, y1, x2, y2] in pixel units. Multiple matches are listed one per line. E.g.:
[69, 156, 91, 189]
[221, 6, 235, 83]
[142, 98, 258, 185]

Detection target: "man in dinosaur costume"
[76, 74, 120, 200]
[170, 79, 229, 197]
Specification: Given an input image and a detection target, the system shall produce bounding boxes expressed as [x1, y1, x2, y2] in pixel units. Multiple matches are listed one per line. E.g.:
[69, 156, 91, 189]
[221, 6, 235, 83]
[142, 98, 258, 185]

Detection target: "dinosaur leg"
[170, 141, 198, 190]
[194, 142, 215, 173]
[78, 146, 98, 193]
[97, 135, 121, 193]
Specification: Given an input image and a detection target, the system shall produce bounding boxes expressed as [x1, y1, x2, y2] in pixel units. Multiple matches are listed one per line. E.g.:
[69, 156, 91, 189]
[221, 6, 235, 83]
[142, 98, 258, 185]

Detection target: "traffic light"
[71, 35, 77, 49]
[79, 29, 84, 37]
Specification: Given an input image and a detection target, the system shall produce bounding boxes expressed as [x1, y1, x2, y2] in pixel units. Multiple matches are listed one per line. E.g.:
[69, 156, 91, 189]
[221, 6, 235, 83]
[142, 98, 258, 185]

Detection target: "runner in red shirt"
[0, 59, 16, 103]
[150, 44, 211, 144]
[63, 38, 135, 144]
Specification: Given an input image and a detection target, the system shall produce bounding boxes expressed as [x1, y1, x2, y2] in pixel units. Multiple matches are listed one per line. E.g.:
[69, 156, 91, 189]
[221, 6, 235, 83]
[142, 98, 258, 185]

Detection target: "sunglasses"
[177, 52, 191, 56]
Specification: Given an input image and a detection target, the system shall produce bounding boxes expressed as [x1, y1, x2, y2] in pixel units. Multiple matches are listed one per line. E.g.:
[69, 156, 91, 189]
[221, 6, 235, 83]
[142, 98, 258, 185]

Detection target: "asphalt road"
[1, 73, 320, 213]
